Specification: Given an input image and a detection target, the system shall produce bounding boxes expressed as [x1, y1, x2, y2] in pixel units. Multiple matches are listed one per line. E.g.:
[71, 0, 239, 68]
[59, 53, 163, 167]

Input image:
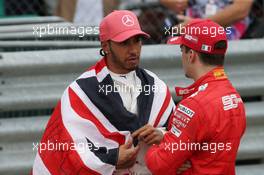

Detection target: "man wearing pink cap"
[145, 19, 246, 174]
[32, 10, 175, 175]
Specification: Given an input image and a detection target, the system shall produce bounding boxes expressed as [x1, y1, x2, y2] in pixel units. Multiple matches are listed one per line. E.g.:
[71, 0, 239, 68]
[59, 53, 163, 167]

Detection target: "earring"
[100, 49, 106, 56]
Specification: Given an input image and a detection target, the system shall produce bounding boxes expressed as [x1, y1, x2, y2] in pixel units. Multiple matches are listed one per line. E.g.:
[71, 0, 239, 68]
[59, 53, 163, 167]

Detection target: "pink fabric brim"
[111, 29, 150, 42]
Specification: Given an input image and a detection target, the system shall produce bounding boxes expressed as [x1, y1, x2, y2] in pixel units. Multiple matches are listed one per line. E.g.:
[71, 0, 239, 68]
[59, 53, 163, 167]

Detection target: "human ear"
[188, 50, 196, 63]
[101, 41, 110, 54]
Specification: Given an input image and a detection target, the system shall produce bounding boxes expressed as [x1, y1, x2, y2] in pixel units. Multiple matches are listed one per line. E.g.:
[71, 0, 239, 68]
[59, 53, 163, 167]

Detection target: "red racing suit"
[145, 67, 246, 175]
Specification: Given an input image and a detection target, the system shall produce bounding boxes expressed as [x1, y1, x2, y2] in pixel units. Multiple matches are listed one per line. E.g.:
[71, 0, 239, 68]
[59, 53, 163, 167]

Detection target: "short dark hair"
[184, 41, 227, 66]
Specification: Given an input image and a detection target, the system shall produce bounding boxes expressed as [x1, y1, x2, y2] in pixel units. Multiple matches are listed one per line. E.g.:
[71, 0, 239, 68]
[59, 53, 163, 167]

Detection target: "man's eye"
[121, 41, 129, 45]
[136, 37, 142, 42]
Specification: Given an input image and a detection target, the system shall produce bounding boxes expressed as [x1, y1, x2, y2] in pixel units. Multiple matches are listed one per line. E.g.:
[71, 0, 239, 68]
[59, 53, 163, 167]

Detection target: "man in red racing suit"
[144, 19, 246, 175]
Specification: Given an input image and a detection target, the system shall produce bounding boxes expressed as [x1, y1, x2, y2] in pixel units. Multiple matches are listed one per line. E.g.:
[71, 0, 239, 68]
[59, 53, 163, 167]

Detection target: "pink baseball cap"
[99, 10, 150, 42]
[167, 19, 228, 54]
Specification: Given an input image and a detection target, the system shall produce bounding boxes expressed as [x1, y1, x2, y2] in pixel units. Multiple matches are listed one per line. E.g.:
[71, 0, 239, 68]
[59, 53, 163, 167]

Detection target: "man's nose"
[128, 42, 140, 54]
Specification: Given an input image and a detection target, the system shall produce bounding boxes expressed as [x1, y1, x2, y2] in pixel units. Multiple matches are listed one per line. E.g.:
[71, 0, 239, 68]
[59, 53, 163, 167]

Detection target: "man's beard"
[109, 46, 138, 72]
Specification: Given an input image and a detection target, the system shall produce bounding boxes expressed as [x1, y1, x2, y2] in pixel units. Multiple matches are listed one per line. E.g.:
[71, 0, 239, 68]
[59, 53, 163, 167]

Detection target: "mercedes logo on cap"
[122, 15, 134, 27]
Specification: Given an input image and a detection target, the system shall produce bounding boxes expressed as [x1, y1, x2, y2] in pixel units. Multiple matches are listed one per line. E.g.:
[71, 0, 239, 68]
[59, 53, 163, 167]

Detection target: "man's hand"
[116, 138, 140, 169]
[132, 124, 164, 145]
[177, 161, 192, 174]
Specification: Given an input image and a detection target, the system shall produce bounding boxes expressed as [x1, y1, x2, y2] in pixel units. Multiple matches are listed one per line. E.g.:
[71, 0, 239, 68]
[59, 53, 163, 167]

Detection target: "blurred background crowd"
[0, 0, 263, 44]
[0, 1, 264, 175]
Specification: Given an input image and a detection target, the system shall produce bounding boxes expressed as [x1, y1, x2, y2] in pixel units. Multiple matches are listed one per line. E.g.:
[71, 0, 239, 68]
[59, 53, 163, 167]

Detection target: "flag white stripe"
[61, 87, 116, 175]
[158, 98, 175, 126]
[97, 67, 109, 83]
[145, 70, 168, 126]
[32, 152, 51, 175]
[77, 65, 108, 82]
[78, 69, 95, 79]
[70, 81, 130, 137]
